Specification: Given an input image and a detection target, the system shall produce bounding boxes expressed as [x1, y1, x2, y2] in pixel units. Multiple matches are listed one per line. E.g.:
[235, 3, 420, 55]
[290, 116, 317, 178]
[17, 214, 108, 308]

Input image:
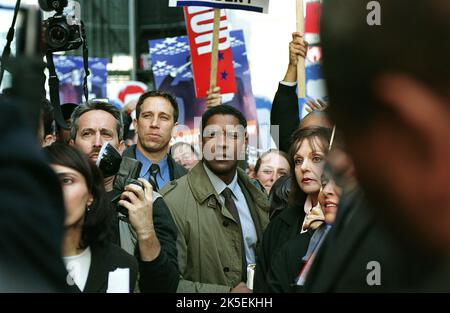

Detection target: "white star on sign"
[155, 60, 167, 68]
[164, 37, 178, 45]
[155, 43, 166, 50]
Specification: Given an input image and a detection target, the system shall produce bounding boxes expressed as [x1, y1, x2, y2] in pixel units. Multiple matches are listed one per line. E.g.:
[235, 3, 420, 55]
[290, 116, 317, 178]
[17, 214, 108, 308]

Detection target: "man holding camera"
[70, 100, 179, 292]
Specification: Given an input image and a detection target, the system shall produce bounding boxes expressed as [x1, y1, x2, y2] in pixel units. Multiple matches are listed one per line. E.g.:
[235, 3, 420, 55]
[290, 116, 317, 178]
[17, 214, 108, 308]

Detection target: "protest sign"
[184, 6, 236, 98]
[54, 56, 107, 104]
[169, 0, 269, 13]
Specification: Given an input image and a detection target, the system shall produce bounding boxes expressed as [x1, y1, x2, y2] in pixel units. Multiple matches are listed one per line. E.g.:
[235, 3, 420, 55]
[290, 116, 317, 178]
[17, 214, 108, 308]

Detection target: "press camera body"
[96, 142, 144, 218]
[42, 14, 83, 53]
[39, 0, 84, 53]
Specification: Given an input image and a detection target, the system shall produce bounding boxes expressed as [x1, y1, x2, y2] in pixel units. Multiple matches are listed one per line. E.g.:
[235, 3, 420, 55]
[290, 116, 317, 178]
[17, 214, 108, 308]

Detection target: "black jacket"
[270, 83, 299, 153]
[0, 99, 69, 292]
[265, 231, 314, 293]
[68, 242, 138, 293]
[253, 205, 308, 292]
[122, 144, 188, 184]
[108, 192, 180, 293]
[304, 189, 450, 292]
[120, 145, 184, 292]
[137, 197, 180, 293]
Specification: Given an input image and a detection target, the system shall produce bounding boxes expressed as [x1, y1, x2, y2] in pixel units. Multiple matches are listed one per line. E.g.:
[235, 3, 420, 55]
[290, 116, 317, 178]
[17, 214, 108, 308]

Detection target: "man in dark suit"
[124, 90, 188, 191]
[304, 0, 450, 292]
[0, 96, 69, 292]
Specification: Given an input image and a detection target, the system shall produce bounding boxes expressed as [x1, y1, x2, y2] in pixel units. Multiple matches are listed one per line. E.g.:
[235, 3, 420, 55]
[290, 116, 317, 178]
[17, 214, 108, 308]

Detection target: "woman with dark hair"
[252, 149, 290, 194]
[253, 126, 332, 292]
[44, 143, 138, 293]
[268, 175, 293, 220]
[264, 170, 343, 292]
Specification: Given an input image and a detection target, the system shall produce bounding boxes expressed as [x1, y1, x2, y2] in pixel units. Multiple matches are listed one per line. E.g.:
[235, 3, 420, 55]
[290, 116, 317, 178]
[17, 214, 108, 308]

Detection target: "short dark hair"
[254, 149, 289, 174]
[269, 174, 293, 220]
[70, 100, 124, 141]
[42, 99, 55, 137]
[61, 102, 79, 121]
[287, 126, 332, 208]
[136, 90, 179, 123]
[44, 143, 112, 249]
[321, 0, 450, 134]
[201, 104, 247, 135]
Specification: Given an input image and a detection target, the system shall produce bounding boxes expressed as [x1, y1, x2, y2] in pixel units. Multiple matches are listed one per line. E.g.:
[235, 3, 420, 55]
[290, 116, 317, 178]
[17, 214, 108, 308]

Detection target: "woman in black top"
[253, 126, 332, 292]
[45, 143, 138, 292]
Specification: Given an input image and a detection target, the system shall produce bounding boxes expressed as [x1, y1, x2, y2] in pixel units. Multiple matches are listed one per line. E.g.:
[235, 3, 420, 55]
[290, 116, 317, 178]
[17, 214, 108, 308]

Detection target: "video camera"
[39, 0, 84, 53]
[0, 0, 88, 135]
[96, 142, 144, 219]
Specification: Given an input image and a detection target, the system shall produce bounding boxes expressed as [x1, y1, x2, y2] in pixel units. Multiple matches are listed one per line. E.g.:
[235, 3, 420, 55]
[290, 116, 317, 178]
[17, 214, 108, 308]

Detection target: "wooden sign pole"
[296, 0, 306, 98]
[209, 9, 221, 92]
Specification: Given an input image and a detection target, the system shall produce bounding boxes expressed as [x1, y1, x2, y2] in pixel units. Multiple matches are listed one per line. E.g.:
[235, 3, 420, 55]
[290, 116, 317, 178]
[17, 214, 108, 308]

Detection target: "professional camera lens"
[47, 24, 69, 49]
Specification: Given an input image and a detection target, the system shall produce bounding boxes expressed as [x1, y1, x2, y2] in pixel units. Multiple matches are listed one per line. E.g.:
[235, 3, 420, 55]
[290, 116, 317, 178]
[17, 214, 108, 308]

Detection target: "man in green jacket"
[160, 105, 269, 293]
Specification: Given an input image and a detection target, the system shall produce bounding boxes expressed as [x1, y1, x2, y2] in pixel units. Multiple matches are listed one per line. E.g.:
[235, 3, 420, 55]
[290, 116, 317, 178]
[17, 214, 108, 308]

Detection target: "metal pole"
[129, 0, 137, 80]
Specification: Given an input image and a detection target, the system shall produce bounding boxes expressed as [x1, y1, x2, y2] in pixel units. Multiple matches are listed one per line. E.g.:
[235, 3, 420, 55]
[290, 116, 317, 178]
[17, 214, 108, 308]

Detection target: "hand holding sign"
[206, 86, 222, 108]
[174, 0, 270, 103]
[283, 32, 308, 83]
[289, 32, 308, 67]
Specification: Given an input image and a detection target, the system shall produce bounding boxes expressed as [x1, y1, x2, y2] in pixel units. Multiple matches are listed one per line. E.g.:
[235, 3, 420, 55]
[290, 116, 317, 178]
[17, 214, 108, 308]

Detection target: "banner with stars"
[53, 56, 108, 105]
[149, 29, 257, 132]
[184, 6, 236, 98]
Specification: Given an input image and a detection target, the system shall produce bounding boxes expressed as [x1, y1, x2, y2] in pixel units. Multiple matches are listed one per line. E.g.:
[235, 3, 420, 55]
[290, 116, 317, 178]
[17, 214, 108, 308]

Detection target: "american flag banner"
[184, 6, 237, 98]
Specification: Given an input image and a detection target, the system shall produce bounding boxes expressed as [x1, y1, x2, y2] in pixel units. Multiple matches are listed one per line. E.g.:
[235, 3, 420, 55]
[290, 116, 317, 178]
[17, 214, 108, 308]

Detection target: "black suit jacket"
[253, 205, 307, 292]
[265, 231, 313, 293]
[68, 242, 138, 293]
[108, 191, 180, 293]
[304, 188, 450, 292]
[0, 98, 69, 292]
[123, 144, 188, 184]
[270, 83, 300, 153]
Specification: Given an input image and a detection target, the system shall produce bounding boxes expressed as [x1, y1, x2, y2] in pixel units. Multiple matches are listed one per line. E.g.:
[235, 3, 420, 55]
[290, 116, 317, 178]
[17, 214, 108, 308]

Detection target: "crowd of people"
[1, 0, 449, 293]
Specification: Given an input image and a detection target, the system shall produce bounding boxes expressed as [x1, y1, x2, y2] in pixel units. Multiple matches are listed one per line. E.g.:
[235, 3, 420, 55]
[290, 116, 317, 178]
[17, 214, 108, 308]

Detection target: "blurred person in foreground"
[0, 95, 69, 292]
[304, 0, 450, 292]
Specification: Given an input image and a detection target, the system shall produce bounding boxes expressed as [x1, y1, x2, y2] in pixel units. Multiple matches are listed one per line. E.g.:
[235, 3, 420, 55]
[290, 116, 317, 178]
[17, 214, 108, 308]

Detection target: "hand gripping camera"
[96, 142, 144, 219]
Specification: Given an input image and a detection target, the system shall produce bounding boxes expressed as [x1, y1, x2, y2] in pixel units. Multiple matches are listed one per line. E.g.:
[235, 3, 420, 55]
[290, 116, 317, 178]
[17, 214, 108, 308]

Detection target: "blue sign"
[53, 56, 108, 105]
